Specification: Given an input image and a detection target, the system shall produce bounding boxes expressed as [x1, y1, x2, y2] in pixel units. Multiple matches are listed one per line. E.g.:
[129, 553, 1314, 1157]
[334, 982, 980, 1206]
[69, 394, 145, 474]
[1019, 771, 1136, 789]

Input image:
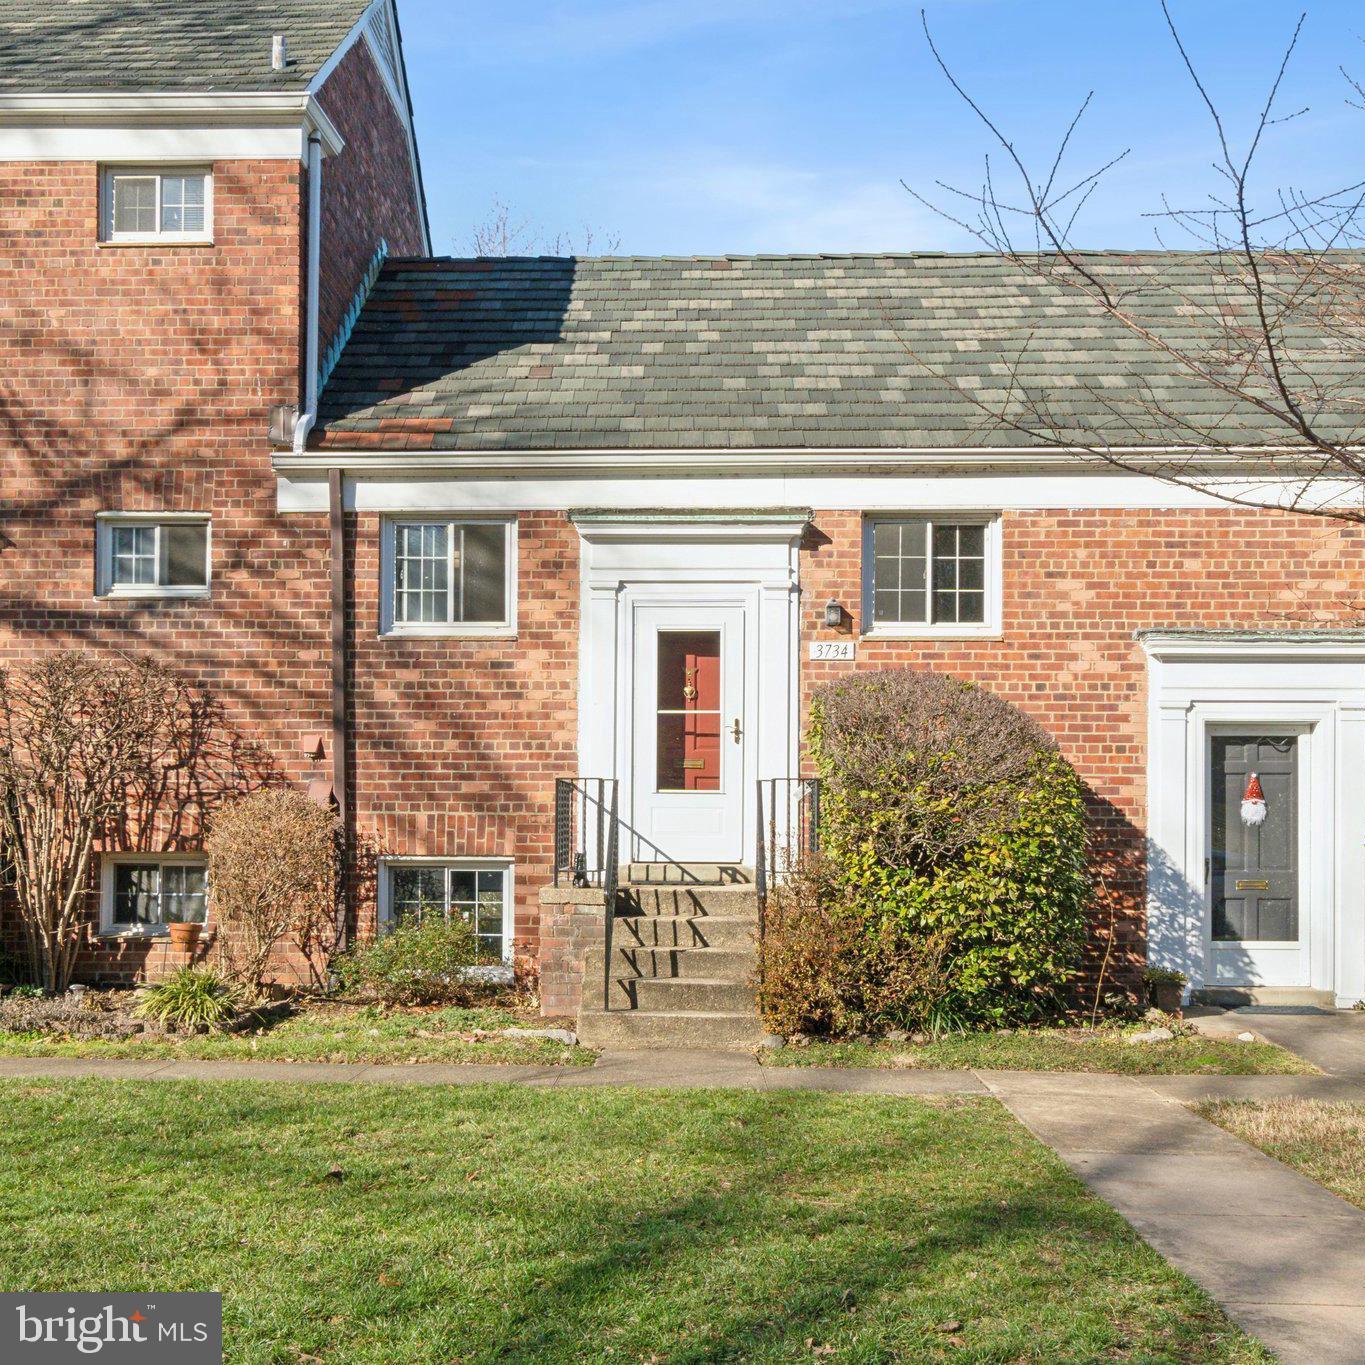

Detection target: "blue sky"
[397, 0, 1363, 257]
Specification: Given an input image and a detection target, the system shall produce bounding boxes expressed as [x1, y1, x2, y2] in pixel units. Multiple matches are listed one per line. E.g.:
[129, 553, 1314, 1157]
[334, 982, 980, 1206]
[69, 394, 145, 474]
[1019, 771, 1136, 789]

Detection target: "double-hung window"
[97, 515, 210, 597]
[103, 858, 207, 935]
[864, 516, 1000, 635]
[382, 518, 515, 635]
[382, 861, 512, 964]
[101, 167, 212, 243]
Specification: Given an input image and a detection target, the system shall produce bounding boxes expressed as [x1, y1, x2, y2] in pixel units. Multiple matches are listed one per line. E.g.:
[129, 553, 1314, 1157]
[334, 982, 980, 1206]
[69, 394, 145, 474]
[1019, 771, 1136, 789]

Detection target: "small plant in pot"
[1143, 966, 1187, 1015]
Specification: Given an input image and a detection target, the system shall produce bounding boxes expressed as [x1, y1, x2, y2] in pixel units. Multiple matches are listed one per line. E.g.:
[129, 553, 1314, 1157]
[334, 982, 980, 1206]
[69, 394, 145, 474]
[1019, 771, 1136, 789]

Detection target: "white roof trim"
[272, 445, 1358, 477]
[0, 91, 344, 157]
[1140, 631, 1365, 661]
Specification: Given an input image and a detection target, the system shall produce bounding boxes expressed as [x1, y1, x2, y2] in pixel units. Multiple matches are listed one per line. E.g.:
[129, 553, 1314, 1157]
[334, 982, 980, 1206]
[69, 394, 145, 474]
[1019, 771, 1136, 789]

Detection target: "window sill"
[98, 926, 170, 942]
[862, 627, 1003, 641]
[98, 588, 211, 601]
[97, 238, 214, 249]
[380, 626, 518, 640]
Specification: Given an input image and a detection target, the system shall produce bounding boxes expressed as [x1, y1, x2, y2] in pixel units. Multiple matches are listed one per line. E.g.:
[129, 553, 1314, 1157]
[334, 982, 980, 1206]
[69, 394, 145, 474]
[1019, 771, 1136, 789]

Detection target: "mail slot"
[1235, 878, 1270, 891]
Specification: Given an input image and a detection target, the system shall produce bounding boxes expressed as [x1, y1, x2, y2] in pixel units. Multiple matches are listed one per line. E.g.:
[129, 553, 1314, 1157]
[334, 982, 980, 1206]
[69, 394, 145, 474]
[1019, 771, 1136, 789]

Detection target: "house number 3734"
[809, 640, 856, 661]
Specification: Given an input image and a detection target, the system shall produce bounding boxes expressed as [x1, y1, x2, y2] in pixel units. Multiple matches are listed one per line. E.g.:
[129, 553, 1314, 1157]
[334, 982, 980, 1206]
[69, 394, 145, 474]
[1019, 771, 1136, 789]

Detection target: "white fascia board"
[271, 445, 1356, 477]
[0, 91, 343, 161]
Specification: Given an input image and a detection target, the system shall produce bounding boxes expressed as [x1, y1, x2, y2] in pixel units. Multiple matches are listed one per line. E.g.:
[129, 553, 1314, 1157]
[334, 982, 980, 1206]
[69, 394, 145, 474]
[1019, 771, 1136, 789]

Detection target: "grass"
[0, 1003, 592, 1067]
[1196, 1099, 1365, 1209]
[0, 1080, 1269, 1363]
[760, 1028, 1316, 1076]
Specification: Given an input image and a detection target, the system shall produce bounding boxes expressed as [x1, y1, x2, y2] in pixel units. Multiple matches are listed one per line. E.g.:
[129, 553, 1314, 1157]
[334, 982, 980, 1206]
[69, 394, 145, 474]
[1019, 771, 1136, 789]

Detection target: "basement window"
[381, 518, 516, 636]
[100, 167, 212, 243]
[101, 857, 207, 936]
[379, 860, 513, 967]
[97, 514, 210, 598]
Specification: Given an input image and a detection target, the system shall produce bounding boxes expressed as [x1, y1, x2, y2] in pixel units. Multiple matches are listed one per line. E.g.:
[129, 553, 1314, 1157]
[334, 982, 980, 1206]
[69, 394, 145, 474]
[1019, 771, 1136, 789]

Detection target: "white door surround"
[1143, 631, 1365, 1006]
[574, 510, 807, 866]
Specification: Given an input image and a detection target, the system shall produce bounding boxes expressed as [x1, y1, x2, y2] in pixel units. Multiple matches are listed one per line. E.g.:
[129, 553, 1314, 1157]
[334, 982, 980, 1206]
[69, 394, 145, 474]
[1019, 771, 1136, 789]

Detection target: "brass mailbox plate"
[1235, 878, 1270, 891]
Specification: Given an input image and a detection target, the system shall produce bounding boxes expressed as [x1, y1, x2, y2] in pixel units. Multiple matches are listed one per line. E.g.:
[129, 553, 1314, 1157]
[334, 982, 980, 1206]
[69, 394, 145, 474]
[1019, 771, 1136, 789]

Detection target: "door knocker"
[682, 666, 698, 702]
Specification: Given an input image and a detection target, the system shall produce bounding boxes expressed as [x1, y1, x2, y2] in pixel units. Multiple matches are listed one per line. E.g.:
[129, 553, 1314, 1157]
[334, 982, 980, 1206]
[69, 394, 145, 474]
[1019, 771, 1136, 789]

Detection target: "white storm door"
[630, 604, 747, 864]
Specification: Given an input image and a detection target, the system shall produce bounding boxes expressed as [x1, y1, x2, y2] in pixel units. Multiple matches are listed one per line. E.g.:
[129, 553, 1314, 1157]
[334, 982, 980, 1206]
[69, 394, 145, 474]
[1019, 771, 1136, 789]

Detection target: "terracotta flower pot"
[168, 921, 203, 952]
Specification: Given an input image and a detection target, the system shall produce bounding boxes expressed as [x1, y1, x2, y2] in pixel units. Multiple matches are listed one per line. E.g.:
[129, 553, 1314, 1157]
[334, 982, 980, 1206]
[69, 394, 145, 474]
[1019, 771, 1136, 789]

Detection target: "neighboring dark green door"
[1210, 735, 1299, 944]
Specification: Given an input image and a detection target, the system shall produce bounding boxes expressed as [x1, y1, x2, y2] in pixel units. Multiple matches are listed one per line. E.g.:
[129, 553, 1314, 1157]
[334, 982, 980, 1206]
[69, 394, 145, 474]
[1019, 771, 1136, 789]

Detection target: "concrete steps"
[574, 863, 765, 1049]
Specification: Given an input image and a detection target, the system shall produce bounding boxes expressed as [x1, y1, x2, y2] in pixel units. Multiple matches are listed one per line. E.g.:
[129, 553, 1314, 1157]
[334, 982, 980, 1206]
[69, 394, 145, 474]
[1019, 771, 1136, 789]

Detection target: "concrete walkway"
[5, 1050, 1365, 1362]
[984, 1070, 1365, 1365]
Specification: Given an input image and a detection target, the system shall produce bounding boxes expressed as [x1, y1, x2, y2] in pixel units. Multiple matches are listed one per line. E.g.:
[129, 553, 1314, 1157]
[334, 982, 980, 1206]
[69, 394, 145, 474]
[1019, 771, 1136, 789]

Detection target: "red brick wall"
[344, 511, 579, 963]
[0, 156, 334, 979]
[801, 505, 1365, 988]
[314, 40, 426, 360]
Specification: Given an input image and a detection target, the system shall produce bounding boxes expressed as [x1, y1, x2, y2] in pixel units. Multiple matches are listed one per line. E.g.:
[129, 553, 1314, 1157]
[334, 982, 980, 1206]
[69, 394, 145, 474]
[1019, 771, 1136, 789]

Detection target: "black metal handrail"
[755, 776, 822, 926]
[553, 777, 618, 888]
[552, 776, 622, 1012]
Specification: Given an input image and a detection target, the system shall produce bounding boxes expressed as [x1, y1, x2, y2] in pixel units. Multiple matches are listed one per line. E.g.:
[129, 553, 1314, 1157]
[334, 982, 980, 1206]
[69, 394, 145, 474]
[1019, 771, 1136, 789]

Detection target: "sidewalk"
[5, 1051, 1365, 1363]
[984, 1070, 1365, 1365]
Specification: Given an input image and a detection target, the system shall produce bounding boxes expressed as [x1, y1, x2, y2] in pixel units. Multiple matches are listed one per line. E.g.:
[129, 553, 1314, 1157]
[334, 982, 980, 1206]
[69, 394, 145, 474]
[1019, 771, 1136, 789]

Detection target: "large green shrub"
[333, 917, 482, 1007]
[807, 670, 1090, 1028]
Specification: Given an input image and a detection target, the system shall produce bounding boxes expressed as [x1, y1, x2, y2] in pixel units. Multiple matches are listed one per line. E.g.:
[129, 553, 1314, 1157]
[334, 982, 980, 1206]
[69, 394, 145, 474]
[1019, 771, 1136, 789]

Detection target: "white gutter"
[294, 130, 324, 455]
[271, 445, 1358, 477]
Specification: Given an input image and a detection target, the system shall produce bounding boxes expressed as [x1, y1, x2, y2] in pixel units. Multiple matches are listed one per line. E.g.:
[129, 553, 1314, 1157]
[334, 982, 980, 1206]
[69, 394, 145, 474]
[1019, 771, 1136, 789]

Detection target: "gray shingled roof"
[313, 252, 1365, 453]
[0, 0, 369, 92]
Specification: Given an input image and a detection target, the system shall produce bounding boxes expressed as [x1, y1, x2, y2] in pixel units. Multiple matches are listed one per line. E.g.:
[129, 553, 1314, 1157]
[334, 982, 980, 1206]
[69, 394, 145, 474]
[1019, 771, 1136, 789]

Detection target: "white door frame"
[574, 511, 807, 866]
[1143, 632, 1365, 1006]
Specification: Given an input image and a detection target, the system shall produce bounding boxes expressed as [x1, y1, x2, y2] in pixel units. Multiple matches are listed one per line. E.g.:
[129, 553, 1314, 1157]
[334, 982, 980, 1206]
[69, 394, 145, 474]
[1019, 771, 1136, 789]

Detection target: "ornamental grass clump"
[135, 967, 241, 1031]
[800, 669, 1090, 1030]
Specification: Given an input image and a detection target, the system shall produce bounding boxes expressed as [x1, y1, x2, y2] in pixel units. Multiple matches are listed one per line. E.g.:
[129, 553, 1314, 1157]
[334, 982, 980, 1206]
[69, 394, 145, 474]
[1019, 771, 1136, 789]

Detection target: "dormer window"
[100, 167, 212, 244]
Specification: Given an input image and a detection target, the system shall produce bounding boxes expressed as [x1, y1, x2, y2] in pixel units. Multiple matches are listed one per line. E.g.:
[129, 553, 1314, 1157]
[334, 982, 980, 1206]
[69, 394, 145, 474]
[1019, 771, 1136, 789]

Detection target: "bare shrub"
[0, 652, 265, 993]
[205, 788, 340, 996]
[757, 858, 954, 1038]
[810, 669, 1056, 871]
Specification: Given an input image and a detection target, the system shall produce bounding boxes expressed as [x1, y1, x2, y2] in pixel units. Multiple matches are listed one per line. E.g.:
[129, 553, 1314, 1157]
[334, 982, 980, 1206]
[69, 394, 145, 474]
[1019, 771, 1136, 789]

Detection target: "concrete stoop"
[575, 866, 766, 1049]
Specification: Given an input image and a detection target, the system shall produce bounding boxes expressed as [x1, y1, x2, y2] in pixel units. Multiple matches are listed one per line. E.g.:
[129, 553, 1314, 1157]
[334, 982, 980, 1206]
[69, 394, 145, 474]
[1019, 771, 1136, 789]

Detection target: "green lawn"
[0, 1080, 1268, 1362]
[0, 1004, 591, 1067]
[1197, 1099, 1365, 1210]
[761, 1029, 1315, 1076]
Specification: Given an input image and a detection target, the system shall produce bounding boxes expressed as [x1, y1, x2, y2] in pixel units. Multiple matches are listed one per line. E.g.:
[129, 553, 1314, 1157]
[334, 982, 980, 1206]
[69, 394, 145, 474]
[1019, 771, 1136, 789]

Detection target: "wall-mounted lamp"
[823, 599, 844, 628]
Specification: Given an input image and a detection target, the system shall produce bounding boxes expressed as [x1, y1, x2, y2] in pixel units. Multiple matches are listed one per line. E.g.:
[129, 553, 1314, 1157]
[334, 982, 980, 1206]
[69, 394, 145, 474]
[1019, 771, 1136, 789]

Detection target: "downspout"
[296, 129, 350, 947]
[294, 130, 323, 455]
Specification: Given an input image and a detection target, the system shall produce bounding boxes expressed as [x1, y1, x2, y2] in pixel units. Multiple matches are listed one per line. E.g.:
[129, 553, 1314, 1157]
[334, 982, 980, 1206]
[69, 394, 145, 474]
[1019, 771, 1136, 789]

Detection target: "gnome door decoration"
[1240, 772, 1268, 827]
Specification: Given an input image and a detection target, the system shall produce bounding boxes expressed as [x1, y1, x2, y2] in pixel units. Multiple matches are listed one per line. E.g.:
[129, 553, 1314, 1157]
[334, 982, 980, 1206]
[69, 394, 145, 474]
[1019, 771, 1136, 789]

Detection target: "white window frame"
[96, 512, 211, 599]
[99, 853, 208, 939]
[99, 165, 214, 244]
[377, 857, 515, 977]
[861, 513, 1002, 639]
[379, 516, 518, 637]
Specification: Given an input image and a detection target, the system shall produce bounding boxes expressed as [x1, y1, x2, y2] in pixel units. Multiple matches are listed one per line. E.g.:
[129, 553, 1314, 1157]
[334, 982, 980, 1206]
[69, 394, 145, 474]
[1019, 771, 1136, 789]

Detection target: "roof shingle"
[0, 0, 369, 93]
[314, 252, 1365, 453]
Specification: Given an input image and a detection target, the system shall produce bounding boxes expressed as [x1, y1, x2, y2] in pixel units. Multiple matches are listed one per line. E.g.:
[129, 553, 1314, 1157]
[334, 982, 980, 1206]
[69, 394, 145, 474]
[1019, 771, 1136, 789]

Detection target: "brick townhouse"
[4, 0, 1365, 1045]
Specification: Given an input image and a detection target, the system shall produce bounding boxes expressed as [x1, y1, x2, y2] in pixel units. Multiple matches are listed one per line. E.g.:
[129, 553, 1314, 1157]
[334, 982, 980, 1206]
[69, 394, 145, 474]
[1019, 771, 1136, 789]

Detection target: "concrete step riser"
[615, 978, 755, 1013]
[584, 947, 753, 982]
[576, 1009, 766, 1048]
[613, 917, 756, 950]
[625, 864, 753, 886]
[1196, 987, 1337, 1008]
[618, 887, 759, 916]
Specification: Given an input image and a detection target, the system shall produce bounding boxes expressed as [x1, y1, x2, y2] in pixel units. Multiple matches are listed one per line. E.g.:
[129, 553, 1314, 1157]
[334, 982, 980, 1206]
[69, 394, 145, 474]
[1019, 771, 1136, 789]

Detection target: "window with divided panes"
[868, 518, 989, 627]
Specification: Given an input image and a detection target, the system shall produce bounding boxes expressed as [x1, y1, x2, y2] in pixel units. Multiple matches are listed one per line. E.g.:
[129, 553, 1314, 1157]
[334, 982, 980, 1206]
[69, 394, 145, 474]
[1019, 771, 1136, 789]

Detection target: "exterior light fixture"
[824, 600, 843, 628]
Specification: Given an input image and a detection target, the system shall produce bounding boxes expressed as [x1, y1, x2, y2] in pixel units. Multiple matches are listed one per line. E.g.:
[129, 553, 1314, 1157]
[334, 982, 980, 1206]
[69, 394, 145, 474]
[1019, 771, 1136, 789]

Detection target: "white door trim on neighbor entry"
[1143, 632, 1365, 1006]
